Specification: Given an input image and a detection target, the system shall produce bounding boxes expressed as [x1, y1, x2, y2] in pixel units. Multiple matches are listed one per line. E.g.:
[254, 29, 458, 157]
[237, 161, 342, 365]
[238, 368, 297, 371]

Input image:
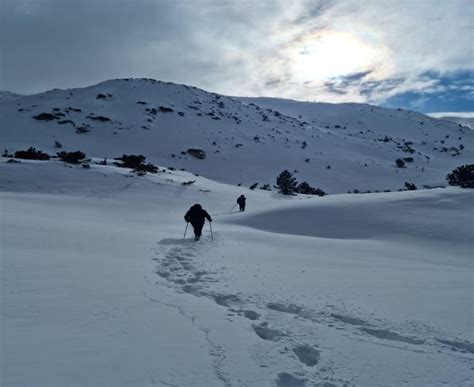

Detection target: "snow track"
[1, 160, 472, 386]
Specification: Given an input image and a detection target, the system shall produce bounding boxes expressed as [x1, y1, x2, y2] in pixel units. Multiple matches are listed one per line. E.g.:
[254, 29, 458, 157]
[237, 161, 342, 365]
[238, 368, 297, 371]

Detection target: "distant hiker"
[184, 204, 212, 241]
[237, 195, 246, 212]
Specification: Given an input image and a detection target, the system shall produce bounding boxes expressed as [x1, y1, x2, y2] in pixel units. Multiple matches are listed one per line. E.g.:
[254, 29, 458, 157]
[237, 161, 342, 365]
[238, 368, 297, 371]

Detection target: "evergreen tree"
[447, 164, 474, 188]
[297, 181, 326, 196]
[275, 170, 298, 195]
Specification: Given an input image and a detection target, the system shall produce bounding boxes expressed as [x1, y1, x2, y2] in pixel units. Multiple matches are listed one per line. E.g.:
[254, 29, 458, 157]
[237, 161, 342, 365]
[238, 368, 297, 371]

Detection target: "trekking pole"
[209, 222, 213, 241]
[232, 203, 238, 209]
[184, 223, 188, 239]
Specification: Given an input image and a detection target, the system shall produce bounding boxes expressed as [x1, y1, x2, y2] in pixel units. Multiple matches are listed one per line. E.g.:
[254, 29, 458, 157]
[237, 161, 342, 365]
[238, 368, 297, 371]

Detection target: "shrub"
[54, 140, 63, 148]
[76, 126, 90, 134]
[159, 106, 174, 113]
[186, 148, 206, 159]
[33, 112, 56, 121]
[403, 182, 417, 191]
[182, 180, 195, 185]
[447, 164, 474, 188]
[260, 184, 271, 191]
[395, 159, 406, 168]
[14, 147, 50, 160]
[57, 119, 75, 125]
[275, 170, 298, 195]
[57, 151, 86, 164]
[114, 154, 158, 174]
[114, 154, 145, 169]
[249, 183, 258, 190]
[297, 181, 326, 196]
[86, 115, 111, 122]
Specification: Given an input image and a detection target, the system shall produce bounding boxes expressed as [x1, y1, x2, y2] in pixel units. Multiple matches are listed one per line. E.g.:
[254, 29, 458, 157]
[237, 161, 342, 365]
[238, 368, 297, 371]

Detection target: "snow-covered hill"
[1, 78, 472, 193]
[438, 116, 474, 130]
[1, 79, 473, 386]
[1, 158, 473, 386]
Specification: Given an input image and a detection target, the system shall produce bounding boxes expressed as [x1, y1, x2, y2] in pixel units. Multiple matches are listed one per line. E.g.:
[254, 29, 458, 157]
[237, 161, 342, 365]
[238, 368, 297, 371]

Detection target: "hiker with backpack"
[237, 195, 246, 212]
[184, 204, 212, 240]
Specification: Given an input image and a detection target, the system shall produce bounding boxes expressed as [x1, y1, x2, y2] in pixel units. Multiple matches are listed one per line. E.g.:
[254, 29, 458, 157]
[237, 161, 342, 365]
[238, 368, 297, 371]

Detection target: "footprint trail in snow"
[153, 235, 474, 386]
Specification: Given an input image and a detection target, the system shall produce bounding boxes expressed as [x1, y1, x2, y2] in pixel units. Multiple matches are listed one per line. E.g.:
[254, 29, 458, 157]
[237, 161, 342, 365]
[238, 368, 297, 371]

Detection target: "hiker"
[237, 195, 246, 212]
[184, 204, 212, 240]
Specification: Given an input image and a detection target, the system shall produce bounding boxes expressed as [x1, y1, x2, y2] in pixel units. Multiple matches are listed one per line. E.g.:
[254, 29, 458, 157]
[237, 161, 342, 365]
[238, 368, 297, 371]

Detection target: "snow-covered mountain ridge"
[1, 78, 472, 193]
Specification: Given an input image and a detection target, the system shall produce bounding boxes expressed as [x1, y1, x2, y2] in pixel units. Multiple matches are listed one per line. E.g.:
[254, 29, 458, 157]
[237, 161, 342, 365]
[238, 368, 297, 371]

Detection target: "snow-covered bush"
[447, 164, 474, 188]
[275, 170, 298, 195]
[14, 147, 50, 160]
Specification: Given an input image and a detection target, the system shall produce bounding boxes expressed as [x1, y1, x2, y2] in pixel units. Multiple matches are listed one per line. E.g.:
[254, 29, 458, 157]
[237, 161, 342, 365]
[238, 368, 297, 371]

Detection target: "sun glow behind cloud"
[288, 31, 383, 82]
[1, 0, 472, 112]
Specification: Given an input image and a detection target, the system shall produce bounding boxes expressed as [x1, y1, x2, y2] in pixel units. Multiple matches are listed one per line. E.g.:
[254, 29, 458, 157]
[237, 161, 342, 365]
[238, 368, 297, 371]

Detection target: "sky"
[1, 0, 473, 113]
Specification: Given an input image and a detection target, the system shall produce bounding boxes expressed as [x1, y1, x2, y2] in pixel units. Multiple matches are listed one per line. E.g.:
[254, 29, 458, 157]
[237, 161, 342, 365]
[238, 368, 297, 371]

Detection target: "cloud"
[0, 0, 472, 113]
[428, 112, 474, 118]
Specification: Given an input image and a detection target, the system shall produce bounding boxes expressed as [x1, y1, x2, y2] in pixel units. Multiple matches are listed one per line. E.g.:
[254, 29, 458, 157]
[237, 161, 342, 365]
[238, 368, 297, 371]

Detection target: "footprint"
[437, 339, 474, 354]
[156, 270, 170, 278]
[243, 310, 260, 321]
[331, 313, 371, 327]
[276, 372, 306, 386]
[253, 324, 284, 341]
[360, 328, 424, 345]
[293, 344, 320, 366]
[213, 294, 241, 307]
[267, 303, 303, 315]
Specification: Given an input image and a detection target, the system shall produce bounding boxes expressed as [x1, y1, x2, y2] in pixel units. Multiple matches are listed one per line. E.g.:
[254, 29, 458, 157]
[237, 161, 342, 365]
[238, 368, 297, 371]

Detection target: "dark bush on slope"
[14, 147, 50, 160]
[114, 154, 158, 174]
[275, 170, 298, 195]
[403, 182, 417, 191]
[186, 148, 206, 159]
[33, 112, 56, 121]
[447, 164, 474, 188]
[395, 158, 406, 168]
[297, 181, 326, 196]
[57, 151, 86, 164]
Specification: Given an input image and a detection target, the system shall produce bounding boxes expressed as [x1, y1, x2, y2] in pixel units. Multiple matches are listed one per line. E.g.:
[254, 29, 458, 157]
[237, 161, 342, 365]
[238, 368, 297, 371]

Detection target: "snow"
[1, 78, 473, 193]
[427, 112, 474, 130]
[1, 79, 473, 386]
[1, 157, 473, 386]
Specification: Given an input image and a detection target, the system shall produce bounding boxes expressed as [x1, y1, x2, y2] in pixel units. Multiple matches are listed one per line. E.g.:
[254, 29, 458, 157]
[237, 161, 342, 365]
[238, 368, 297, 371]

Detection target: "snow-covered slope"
[1, 79, 473, 386]
[1, 78, 472, 193]
[439, 116, 474, 130]
[1, 158, 473, 386]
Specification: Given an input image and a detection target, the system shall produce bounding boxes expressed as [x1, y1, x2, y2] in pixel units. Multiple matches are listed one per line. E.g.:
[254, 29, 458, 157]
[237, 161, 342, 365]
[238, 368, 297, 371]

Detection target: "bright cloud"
[0, 0, 472, 112]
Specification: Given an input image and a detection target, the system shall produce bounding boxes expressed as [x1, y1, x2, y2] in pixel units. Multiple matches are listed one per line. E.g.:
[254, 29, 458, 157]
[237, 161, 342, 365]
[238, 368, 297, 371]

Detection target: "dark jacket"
[237, 195, 246, 205]
[184, 204, 212, 225]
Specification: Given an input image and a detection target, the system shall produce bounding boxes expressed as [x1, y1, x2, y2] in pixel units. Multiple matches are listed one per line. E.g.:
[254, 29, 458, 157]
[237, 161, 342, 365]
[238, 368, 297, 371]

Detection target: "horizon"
[1, 0, 473, 114]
